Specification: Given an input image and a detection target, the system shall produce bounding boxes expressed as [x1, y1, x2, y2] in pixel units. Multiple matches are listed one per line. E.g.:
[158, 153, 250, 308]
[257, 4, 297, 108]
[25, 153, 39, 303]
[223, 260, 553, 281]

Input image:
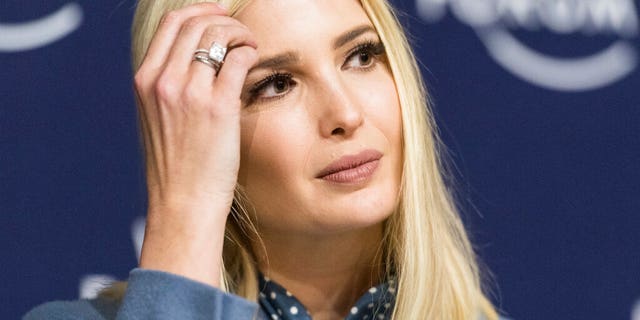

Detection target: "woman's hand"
[133, 3, 258, 287]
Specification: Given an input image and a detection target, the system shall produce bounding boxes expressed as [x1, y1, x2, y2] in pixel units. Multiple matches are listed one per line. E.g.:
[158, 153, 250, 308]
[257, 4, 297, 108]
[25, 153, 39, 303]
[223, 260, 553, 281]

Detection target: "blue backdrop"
[2, 1, 639, 319]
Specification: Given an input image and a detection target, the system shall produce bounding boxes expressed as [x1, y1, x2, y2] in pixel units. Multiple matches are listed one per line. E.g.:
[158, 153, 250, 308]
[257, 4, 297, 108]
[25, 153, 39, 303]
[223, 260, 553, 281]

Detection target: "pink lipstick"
[316, 149, 382, 184]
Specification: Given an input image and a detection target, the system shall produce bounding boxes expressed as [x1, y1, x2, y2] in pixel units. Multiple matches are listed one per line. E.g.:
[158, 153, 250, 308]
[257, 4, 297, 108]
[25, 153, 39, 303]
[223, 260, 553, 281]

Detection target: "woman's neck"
[254, 223, 385, 320]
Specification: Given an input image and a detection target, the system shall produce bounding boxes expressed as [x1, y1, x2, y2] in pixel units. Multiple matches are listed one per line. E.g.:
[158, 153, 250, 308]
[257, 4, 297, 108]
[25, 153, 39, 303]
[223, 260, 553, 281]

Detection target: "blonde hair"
[121, 0, 500, 319]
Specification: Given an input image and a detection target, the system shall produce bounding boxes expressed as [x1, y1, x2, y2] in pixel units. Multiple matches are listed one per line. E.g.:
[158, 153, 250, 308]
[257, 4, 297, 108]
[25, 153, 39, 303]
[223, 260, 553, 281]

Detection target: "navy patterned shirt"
[258, 274, 397, 320]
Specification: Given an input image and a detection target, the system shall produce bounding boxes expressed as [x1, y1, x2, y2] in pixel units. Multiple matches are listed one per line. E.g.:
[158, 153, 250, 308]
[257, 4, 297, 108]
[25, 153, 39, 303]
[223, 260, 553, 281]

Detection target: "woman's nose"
[315, 78, 364, 139]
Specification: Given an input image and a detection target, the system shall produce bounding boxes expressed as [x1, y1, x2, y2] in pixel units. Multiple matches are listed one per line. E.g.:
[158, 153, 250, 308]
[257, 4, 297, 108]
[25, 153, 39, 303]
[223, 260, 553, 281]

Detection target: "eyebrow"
[248, 24, 377, 74]
[333, 24, 376, 49]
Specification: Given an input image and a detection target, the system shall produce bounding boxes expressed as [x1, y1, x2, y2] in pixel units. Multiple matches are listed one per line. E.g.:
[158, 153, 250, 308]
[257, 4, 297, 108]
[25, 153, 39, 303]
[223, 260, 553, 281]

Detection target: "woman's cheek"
[361, 77, 401, 137]
[239, 107, 311, 186]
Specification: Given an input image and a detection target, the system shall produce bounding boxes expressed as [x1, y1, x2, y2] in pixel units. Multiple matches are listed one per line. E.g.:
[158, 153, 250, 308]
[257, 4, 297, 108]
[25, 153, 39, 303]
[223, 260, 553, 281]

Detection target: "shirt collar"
[258, 274, 396, 320]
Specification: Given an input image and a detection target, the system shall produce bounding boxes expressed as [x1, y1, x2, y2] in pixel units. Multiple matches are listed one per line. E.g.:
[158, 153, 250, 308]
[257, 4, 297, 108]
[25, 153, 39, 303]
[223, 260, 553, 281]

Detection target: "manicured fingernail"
[215, 2, 227, 11]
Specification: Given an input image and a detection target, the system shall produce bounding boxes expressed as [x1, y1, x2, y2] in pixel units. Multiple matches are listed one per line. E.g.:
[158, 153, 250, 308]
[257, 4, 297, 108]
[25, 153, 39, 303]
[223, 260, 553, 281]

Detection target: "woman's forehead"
[234, 0, 373, 50]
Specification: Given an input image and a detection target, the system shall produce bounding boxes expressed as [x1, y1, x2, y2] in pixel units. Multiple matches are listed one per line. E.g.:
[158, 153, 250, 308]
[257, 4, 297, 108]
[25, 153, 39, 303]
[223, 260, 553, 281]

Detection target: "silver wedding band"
[192, 42, 227, 74]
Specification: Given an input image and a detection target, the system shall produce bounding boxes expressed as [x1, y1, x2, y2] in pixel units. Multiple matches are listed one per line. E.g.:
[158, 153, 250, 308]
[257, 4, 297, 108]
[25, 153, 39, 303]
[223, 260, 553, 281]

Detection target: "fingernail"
[215, 2, 228, 11]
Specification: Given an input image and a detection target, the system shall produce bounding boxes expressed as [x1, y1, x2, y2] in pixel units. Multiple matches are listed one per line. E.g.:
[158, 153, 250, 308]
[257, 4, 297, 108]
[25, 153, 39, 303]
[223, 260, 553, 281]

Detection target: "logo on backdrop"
[0, 3, 83, 52]
[79, 216, 145, 298]
[633, 298, 640, 320]
[416, 0, 639, 91]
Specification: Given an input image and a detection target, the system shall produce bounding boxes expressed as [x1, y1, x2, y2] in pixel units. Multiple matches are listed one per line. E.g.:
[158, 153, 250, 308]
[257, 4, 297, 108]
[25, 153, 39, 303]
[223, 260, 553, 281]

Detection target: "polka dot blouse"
[258, 274, 396, 320]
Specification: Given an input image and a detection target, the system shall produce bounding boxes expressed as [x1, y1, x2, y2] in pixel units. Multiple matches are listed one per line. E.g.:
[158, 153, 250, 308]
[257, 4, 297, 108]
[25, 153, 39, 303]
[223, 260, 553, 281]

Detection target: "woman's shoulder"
[23, 296, 119, 320]
[24, 268, 264, 320]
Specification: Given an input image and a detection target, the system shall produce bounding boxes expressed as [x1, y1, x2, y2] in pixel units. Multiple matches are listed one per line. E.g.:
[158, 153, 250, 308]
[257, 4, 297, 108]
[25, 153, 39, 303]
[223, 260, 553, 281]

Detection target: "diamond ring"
[208, 42, 227, 64]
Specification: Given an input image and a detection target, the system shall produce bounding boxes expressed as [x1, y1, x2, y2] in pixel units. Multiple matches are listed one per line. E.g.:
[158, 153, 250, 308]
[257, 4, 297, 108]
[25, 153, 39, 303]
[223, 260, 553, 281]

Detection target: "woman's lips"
[316, 149, 382, 183]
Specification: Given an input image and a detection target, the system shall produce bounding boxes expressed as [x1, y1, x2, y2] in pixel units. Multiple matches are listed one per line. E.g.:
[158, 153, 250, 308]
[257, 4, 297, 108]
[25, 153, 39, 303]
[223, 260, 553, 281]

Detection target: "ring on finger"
[194, 48, 209, 55]
[193, 53, 222, 73]
[208, 42, 227, 64]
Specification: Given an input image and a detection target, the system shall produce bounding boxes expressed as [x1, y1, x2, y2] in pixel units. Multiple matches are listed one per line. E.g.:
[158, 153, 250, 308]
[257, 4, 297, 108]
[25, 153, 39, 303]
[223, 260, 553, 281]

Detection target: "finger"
[140, 3, 227, 71]
[210, 46, 258, 109]
[166, 15, 256, 80]
[189, 23, 257, 84]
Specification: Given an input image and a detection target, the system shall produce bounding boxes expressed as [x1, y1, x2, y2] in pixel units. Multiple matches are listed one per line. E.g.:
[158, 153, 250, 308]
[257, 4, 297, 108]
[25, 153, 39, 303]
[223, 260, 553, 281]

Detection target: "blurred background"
[2, 1, 639, 319]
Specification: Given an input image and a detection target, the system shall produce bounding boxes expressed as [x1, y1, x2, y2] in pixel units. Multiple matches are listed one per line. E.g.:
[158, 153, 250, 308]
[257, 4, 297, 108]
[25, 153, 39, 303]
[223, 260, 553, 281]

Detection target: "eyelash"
[246, 40, 386, 105]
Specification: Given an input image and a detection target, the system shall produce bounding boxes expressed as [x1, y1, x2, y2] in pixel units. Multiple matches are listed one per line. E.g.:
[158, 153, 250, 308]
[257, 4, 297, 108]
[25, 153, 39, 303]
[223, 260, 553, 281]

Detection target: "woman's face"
[235, 0, 403, 236]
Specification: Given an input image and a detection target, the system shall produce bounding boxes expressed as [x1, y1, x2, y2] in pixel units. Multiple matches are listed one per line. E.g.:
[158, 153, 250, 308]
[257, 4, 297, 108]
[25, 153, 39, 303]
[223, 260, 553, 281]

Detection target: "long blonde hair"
[122, 0, 500, 319]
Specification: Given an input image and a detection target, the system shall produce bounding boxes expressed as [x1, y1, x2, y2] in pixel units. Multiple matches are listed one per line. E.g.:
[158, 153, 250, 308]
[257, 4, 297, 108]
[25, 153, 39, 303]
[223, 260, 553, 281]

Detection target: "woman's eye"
[346, 50, 373, 68]
[271, 78, 290, 94]
[259, 78, 290, 98]
[357, 51, 372, 65]
[344, 42, 384, 70]
[248, 73, 296, 103]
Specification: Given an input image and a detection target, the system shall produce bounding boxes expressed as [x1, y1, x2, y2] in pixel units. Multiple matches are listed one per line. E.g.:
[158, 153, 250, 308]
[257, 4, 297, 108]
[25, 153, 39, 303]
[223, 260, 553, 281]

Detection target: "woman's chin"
[309, 203, 392, 231]
[305, 192, 397, 233]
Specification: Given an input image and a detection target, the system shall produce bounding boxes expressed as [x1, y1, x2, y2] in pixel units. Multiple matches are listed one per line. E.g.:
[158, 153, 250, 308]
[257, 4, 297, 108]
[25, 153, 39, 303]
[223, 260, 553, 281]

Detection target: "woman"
[26, 0, 504, 319]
